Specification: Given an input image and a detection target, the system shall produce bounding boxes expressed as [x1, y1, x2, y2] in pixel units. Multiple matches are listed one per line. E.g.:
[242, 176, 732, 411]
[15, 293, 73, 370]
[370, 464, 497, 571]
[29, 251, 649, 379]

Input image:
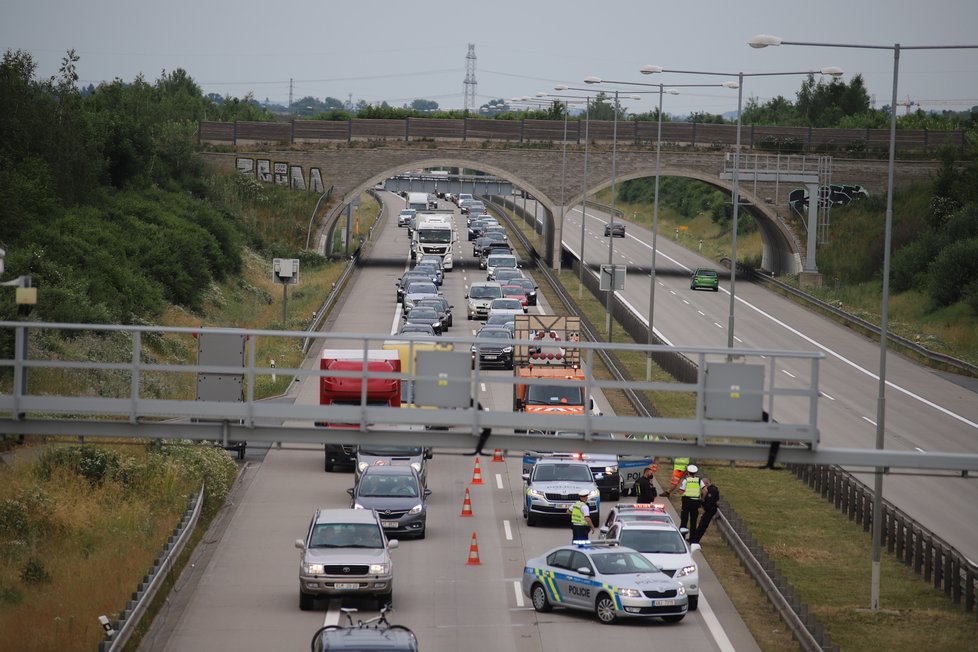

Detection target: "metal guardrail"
[99, 488, 204, 652]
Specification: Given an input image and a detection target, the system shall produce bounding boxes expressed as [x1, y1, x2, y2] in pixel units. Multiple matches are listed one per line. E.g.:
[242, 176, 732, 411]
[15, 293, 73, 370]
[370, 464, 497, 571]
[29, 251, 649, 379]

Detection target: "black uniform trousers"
[690, 507, 715, 543]
[680, 496, 701, 535]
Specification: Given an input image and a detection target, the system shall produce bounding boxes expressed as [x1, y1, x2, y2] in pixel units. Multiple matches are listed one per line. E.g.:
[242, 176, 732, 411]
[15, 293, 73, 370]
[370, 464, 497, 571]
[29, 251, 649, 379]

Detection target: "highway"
[547, 203, 978, 563]
[139, 194, 759, 652]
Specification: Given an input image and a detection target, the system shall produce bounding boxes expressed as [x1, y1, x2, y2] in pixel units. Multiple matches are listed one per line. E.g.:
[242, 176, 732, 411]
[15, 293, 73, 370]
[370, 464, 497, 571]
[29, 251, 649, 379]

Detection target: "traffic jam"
[302, 185, 703, 649]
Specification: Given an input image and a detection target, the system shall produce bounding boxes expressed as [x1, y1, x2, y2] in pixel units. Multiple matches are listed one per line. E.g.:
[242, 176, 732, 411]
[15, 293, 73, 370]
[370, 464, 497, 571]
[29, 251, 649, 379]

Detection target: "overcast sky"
[3, 0, 977, 116]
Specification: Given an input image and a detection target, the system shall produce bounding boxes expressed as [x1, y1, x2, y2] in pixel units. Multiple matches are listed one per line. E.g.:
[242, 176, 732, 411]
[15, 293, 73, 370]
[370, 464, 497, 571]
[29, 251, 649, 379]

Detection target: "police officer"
[568, 491, 595, 542]
[690, 476, 719, 544]
[634, 466, 657, 504]
[676, 464, 702, 537]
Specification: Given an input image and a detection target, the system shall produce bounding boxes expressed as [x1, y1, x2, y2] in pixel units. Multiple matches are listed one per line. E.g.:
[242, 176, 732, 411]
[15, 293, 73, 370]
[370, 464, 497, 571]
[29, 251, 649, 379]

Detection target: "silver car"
[521, 540, 688, 624]
[295, 508, 398, 611]
[522, 459, 600, 526]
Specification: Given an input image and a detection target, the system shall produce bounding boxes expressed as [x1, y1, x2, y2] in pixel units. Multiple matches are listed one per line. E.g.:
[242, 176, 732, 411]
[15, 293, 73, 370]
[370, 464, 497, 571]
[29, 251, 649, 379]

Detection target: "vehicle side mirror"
[295, 538, 306, 550]
[589, 398, 595, 411]
[346, 488, 355, 497]
[521, 473, 530, 483]
[514, 398, 523, 410]
[577, 567, 594, 576]
[424, 489, 432, 497]
[388, 539, 399, 549]
[599, 526, 609, 535]
[464, 295, 469, 299]
[690, 543, 702, 553]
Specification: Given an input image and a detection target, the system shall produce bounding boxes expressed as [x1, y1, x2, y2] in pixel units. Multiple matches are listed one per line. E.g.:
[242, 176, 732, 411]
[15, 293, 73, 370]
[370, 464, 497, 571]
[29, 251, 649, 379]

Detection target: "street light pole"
[647, 84, 675, 379]
[748, 32, 978, 613]
[605, 89, 620, 341]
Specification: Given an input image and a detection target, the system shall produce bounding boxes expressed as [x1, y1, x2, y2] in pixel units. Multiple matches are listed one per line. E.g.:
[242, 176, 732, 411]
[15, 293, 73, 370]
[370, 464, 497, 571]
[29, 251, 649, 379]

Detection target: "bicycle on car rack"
[310, 603, 419, 652]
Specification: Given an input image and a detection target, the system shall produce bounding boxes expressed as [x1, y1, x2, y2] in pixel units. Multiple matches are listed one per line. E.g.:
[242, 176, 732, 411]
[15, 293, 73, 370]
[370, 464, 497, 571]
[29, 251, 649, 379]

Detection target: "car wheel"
[661, 614, 686, 623]
[713, 287, 719, 292]
[299, 591, 315, 611]
[609, 489, 620, 501]
[416, 529, 426, 540]
[324, 457, 334, 472]
[467, 314, 473, 321]
[376, 593, 393, 610]
[688, 594, 698, 610]
[526, 509, 537, 527]
[531, 584, 553, 612]
[594, 593, 618, 624]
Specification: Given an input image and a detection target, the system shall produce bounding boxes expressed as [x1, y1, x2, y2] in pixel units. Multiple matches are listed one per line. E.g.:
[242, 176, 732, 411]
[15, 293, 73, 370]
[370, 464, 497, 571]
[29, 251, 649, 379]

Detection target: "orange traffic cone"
[470, 456, 485, 485]
[492, 449, 504, 463]
[466, 531, 482, 565]
[460, 487, 474, 517]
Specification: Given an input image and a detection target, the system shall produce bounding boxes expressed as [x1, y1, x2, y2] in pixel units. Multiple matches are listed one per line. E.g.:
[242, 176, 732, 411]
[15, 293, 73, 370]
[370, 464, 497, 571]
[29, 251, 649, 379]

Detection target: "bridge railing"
[198, 118, 967, 153]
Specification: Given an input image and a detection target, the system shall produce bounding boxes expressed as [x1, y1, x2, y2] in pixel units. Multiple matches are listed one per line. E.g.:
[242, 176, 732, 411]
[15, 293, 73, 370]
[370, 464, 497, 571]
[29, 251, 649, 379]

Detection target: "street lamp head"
[536, 92, 547, 97]
[665, 88, 680, 96]
[821, 66, 845, 77]
[554, 84, 568, 91]
[640, 65, 664, 75]
[749, 34, 782, 48]
[584, 76, 602, 84]
[721, 81, 740, 89]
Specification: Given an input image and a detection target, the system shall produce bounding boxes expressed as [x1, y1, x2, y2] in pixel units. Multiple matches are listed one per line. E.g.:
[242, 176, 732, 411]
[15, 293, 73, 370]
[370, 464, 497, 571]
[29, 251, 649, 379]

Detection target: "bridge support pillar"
[803, 182, 820, 276]
[799, 271, 823, 289]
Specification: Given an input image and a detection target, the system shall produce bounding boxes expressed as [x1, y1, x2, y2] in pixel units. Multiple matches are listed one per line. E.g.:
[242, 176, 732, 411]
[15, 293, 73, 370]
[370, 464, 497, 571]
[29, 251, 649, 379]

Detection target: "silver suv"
[522, 459, 600, 526]
[295, 508, 398, 610]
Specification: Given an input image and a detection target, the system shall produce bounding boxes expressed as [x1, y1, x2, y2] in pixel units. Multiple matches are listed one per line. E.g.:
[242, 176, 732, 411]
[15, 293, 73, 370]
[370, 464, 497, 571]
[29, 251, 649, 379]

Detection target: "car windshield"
[591, 551, 659, 575]
[309, 523, 384, 549]
[406, 282, 437, 295]
[418, 229, 452, 243]
[477, 330, 511, 340]
[470, 287, 501, 299]
[533, 463, 593, 483]
[358, 474, 420, 498]
[400, 325, 433, 334]
[696, 270, 717, 278]
[526, 385, 584, 405]
[492, 299, 521, 310]
[489, 257, 516, 268]
[408, 307, 438, 320]
[619, 529, 688, 554]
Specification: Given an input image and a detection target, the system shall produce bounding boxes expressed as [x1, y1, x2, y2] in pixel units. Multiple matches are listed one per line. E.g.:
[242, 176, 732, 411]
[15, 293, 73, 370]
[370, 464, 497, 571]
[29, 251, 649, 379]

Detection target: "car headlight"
[358, 462, 369, 473]
[368, 563, 389, 575]
[676, 584, 687, 595]
[617, 587, 642, 598]
[303, 563, 325, 574]
[676, 564, 697, 578]
[605, 465, 619, 475]
[410, 462, 422, 473]
[353, 502, 365, 510]
[502, 346, 513, 353]
[408, 503, 424, 515]
[527, 488, 546, 499]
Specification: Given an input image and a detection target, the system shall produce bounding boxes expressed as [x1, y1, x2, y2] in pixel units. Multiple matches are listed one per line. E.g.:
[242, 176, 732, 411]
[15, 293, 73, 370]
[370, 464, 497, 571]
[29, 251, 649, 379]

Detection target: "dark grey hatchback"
[348, 465, 431, 540]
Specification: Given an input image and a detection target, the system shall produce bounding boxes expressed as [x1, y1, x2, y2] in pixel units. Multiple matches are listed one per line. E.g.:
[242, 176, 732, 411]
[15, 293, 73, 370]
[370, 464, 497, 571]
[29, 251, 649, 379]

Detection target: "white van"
[407, 192, 428, 213]
[485, 253, 518, 281]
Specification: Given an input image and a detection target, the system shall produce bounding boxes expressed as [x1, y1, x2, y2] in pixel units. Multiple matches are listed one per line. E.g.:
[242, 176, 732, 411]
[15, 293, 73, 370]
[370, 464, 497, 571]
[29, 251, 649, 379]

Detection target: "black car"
[404, 306, 444, 335]
[468, 219, 491, 241]
[398, 323, 436, 336]
[471, 326, 515, 369]
[413, 262, 443, 286]
[348, 465, 431, 540]
[604, 222, 625, 237]
[415, 297, 453, 328]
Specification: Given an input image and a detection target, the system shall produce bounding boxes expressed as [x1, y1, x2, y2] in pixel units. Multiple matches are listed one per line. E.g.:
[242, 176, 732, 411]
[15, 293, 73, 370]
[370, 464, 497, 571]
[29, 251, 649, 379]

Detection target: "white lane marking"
[323, 599, 342, 627]
[503, 519, 512, 539]
[862, 416, 877, 426]
[670, 290, 677, 296]
[821, 391, 836, 401]
[915, 446, 927, 453]
[480, 383, 486, 392]
[697, 310, 706, 316]
[698, 593, 737, 652]
[496, 473, 504, 490]
[513, 580, 525, 607]
[733, 336, 743, 343]
[683, 299, 690, 305]
[713, 322, 723, 329]
[781, 369, 796, 379]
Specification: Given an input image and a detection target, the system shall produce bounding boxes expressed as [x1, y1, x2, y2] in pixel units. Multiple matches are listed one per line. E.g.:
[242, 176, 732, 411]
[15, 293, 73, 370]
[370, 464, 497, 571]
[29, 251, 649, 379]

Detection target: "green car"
[690, 268, 719, 292]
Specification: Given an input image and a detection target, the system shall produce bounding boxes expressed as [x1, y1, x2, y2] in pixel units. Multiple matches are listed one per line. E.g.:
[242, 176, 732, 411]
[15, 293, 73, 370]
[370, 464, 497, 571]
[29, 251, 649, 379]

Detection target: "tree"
[410, 99, 439, 112]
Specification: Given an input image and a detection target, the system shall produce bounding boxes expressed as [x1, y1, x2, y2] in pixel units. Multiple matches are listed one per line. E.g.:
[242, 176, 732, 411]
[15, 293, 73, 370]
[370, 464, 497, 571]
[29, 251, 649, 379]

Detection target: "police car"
[601, 519, 701, 610]
[522, 432, 620, 500]
[522, 459, 600, 526]
[600, 502, 675, 530]
[521, 540, 688, 624]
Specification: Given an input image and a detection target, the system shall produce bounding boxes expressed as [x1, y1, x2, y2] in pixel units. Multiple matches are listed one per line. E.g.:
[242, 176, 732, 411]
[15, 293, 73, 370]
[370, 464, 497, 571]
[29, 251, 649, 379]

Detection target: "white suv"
[600, 519, 701, 610]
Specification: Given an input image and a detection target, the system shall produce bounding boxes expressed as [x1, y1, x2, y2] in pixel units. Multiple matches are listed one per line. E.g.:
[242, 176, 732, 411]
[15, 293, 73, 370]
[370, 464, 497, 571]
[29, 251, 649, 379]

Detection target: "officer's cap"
[687, 464, 699, 474]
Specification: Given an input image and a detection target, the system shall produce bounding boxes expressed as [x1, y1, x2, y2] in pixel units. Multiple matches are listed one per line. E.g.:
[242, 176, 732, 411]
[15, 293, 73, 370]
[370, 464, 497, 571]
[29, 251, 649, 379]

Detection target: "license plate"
[381, 520, 399, 528]
[335, 583, 359, 590]
[483, 355, 497, 360]
[654, 599, 676, 606]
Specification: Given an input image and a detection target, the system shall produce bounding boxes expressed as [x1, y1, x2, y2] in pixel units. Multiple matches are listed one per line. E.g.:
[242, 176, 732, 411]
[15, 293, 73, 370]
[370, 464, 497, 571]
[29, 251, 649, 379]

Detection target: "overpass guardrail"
[198, 118, 968, 155]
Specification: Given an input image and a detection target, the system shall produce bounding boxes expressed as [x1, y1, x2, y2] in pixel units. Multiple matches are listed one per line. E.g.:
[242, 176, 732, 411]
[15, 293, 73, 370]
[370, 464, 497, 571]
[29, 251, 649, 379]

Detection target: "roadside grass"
[0, 191, 381, 652]
[501, 204, 977, 650]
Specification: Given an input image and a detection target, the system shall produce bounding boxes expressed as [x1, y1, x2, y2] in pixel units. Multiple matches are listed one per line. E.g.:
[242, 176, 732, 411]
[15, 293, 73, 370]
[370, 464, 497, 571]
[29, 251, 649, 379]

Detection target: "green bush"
[927, 238, 978, 307]
[34, 446, 123, 485]
[891, 233, 941, 292]
[19, 558, 50, 585]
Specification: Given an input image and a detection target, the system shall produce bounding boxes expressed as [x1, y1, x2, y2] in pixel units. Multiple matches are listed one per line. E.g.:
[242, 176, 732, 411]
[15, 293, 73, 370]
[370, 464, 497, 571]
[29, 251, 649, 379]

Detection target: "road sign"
[599, 264, 626, 291]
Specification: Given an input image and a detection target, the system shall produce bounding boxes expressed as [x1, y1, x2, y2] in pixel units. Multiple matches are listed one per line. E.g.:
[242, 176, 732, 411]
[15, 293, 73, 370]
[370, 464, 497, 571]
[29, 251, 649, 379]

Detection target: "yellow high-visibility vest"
[570, 501, 587, 525]
[682, 477, 701, 499]
[674, 457, 690, 472]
